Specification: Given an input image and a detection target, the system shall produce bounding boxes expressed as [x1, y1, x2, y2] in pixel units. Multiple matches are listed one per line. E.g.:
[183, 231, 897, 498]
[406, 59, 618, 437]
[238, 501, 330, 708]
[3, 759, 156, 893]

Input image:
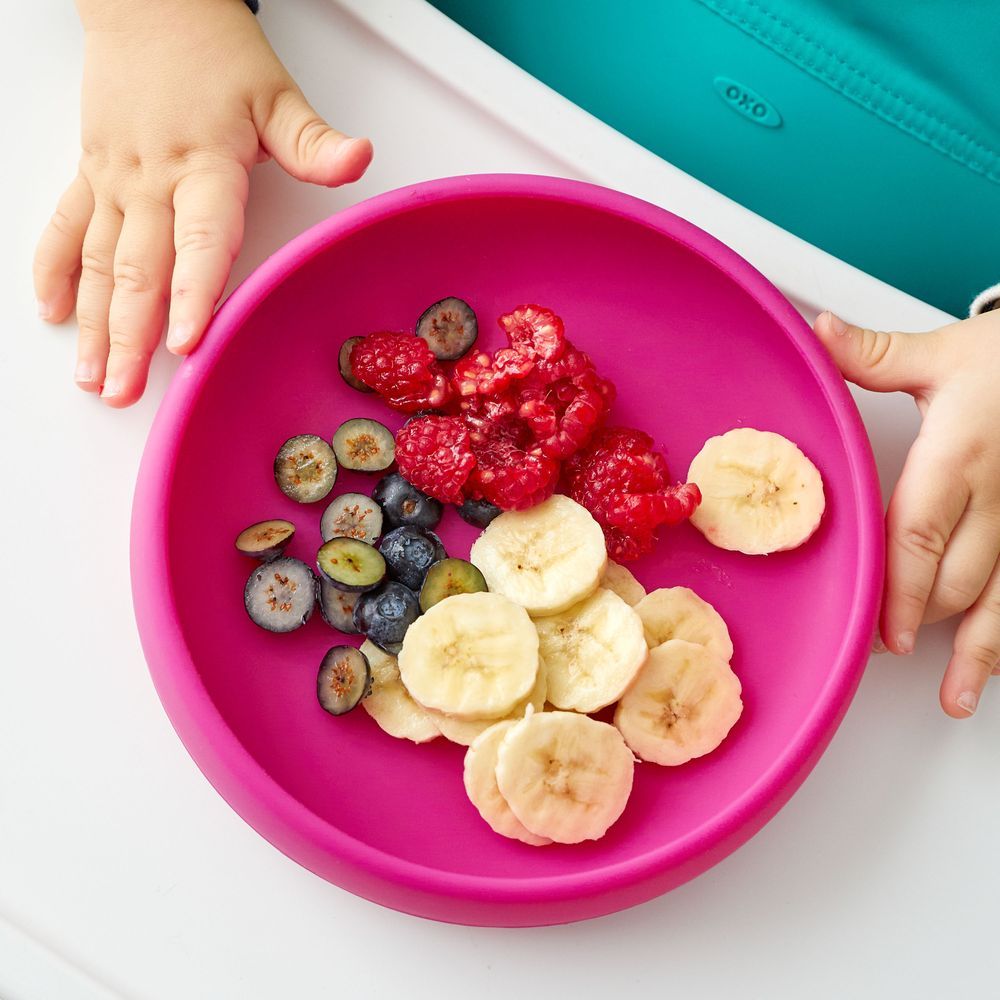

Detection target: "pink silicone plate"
[131, 175, 883, 926]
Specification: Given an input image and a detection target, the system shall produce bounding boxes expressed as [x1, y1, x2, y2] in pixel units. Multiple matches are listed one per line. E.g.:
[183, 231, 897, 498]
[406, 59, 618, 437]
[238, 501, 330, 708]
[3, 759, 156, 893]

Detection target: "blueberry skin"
[378, 526, 440, 591]
[426, 531, 448, 564]
[457, 497, 502, 528]
[353, 582, 420, 653]
[372, 473, 443, 531]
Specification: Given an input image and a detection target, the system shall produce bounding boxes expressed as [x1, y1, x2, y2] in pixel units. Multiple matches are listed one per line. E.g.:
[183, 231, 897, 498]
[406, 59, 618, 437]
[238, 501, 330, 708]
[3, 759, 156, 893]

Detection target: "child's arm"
[814, 309, 1000, 717]
[33, 0, 372, 407]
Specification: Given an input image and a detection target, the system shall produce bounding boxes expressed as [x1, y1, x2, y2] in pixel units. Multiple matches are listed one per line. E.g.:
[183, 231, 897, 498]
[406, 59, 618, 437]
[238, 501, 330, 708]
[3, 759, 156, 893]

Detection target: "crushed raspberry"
[395, 416, 476, 505]
[516, 358, 615, 460]
[350, 332, 453, 413]
[459, 387, 520, 428]
[563, 427, 700, 560]
[466, 418, 559, 510]
[532, 344, 592, 382]
[354, 305, 693, 559]
[499, 305, 566, 362]
[452, 349, 533, 398]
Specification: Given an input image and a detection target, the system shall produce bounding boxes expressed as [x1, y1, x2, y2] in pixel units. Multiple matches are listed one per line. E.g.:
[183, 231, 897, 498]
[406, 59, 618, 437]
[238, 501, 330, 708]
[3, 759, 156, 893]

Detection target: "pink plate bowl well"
[131, 175, 883, 927]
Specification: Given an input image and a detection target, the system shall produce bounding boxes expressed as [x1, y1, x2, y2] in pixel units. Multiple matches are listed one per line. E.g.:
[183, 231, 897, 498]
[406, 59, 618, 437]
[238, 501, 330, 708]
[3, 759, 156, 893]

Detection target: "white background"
[2, 1, 996, 998]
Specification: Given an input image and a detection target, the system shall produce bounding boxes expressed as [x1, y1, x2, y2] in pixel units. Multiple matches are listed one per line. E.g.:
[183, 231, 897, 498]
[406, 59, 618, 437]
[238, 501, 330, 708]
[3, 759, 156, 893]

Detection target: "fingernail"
[335, 136, 366, 161]
[956, 690, 978, 715]
[37, 299, 52, 320]
[872, 634, 887, 654]
[166, 322, 194, 351]
[74, 362, 94, 385]
[825, 311, 848, 336]
[101, 378, 121, 399]
[897, 630, 915, 654]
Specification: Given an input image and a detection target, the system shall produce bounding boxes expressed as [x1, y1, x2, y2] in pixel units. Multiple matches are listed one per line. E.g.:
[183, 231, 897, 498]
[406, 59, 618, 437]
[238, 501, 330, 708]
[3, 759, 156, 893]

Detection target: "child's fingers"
[813, 311, 942, 394]
[166, 165, 248, 355]
[256, 85, 373, 187]
[924, 507, 1000, 624]
[34, 174, 94, 323]
[75, 202, 124, 393]
[940, 559, 1000, 717]
[102, 198, 175, 408]
[882, 438, 969, 653]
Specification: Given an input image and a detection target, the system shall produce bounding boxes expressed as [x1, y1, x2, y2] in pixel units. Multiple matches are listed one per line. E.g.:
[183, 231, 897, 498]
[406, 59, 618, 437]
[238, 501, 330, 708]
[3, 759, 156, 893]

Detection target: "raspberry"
[499, 305, 566, 362]
[466, 417, 559, 510]
[395, 416, 475, 505]
[459, 386, 520, 428]
[516, 356, 615, 460]
[452, 349, 533, 398]
[605, 483, 702, 530]
[350, 332, 453, 413]
[563, 427, 700, 560]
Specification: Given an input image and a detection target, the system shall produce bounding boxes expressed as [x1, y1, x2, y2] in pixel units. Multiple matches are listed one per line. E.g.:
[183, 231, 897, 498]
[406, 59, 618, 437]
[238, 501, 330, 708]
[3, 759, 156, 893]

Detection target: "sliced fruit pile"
[238, 418, 491, 714]
[340, 298, 702, 561]
[233, 290, 831, 849]
[353, 495, 745, 846]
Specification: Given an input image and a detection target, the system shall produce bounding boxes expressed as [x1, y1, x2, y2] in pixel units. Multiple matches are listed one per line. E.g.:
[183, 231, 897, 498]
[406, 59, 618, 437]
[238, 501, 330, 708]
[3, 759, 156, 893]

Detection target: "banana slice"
[535, 587, 647, 713]
[601, 560, 646, 606]
[398, 592, 538, 720]
[686, 428, 825, 555]
[495, 710, 634, 844]
[430, 660, 547, 746]
[463, 721, 552, 846]
[470, 494, 607, 616]
[360, 639, 440, 743]
[634, 587, 734, 661]
[614, 639, 742, 766]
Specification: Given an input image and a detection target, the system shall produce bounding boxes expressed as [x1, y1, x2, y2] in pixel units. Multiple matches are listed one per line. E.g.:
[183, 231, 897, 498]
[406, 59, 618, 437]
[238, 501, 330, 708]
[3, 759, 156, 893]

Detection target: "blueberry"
[372, 473, 442, 530]
[426, 530, 448, 563]
[317, 646, 371, 716]
[317, 577, 360, 633]
[332, 418, 395, 473]
[244, 557, 315, 633]
[316, 537, 386, 592]
[416, 297, 478, 360]
[235, 519, 295, 561]
[419, 558, 487, 613]
[353, 582, 420, 654]
[274, 434, 337, 504]
[457, 497, 502, 528]
[378, 525, 439, 591]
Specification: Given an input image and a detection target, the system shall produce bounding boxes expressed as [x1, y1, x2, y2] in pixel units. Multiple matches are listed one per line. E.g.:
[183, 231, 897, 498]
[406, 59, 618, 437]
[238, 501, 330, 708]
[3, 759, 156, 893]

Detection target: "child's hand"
[33, 0, 372, 407]
[815, 309, 1000, 717]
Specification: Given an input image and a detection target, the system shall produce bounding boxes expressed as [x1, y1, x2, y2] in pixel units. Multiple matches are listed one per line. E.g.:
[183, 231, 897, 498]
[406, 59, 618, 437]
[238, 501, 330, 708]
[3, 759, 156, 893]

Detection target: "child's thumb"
[257, 86, 373, 188]
[813, 310, 941, 393]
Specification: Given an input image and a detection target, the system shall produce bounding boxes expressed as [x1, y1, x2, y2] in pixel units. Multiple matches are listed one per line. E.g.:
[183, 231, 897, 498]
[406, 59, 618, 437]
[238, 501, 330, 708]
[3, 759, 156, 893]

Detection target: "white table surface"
[2, 1, 996, 998]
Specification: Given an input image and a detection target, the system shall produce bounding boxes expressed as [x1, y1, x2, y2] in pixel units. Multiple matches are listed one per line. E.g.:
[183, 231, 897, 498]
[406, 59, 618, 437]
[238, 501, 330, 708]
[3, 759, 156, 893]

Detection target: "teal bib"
[429, 0, 1000, 316]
